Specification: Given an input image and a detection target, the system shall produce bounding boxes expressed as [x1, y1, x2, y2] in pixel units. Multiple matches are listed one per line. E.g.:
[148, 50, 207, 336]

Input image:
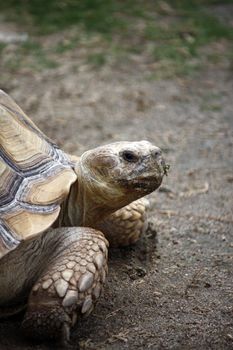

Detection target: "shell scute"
[0, 90, 77, 259]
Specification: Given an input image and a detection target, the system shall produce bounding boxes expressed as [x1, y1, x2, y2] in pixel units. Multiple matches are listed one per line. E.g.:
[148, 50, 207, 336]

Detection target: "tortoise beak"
[150, 147, 169, 177]
[159, 158, 170, 176]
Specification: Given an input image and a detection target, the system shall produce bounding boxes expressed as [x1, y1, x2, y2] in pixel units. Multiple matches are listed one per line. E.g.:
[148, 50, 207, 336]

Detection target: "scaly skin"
[97, 197, 150, 247]
[0, 140, 167, 342]
[22, 227, 108, 342]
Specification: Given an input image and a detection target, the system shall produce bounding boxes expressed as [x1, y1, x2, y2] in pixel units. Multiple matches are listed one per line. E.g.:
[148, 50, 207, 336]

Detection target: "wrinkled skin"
[63, 141, 166, 228]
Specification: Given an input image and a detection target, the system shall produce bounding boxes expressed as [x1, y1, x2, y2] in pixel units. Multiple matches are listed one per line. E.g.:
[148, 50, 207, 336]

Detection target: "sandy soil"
[0, 15, 233, 350]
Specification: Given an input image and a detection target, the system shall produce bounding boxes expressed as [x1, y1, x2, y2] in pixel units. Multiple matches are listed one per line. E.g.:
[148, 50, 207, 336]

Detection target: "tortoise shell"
[0, 90, 77, 258]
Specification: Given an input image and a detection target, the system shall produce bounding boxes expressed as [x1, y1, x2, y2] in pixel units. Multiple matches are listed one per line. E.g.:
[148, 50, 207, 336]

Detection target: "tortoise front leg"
[22, 227, 108, 343]
[97, 198, 150, 247]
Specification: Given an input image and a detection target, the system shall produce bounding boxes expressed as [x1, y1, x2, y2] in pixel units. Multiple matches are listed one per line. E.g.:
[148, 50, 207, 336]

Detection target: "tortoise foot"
[22, 227, 108, 341]
[22, 304, 72, 343]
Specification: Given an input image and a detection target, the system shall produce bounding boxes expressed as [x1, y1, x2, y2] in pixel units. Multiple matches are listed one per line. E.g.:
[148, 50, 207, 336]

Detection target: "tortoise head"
[73, 141, 168, 226]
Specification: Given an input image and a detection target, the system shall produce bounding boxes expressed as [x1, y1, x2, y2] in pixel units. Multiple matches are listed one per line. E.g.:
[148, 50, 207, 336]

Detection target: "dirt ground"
[0, 11, 233, 350]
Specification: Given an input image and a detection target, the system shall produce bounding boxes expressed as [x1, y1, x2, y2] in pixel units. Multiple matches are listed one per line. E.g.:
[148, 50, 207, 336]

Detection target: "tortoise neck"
[58, 175, 115, 228]
[57, 181, 82, 227]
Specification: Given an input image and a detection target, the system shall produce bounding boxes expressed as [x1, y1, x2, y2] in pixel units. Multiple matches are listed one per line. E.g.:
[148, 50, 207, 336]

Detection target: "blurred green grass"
[0, 0, 132, 35]
[0, 0, 232, 77]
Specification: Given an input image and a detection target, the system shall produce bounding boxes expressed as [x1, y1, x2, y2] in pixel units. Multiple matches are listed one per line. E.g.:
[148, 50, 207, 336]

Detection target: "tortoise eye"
[121, 150, 138, 163]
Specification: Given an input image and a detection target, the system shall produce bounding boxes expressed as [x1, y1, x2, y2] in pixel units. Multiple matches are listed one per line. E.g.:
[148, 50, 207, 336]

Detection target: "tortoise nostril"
[152, 148, 162, 158]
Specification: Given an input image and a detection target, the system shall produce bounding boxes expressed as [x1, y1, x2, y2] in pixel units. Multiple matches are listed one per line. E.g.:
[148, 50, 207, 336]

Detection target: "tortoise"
[0, 89, 168, 343]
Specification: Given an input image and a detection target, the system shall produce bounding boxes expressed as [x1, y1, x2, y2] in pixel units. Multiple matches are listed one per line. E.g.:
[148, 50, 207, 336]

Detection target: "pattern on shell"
[0, 90, 77, 258]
